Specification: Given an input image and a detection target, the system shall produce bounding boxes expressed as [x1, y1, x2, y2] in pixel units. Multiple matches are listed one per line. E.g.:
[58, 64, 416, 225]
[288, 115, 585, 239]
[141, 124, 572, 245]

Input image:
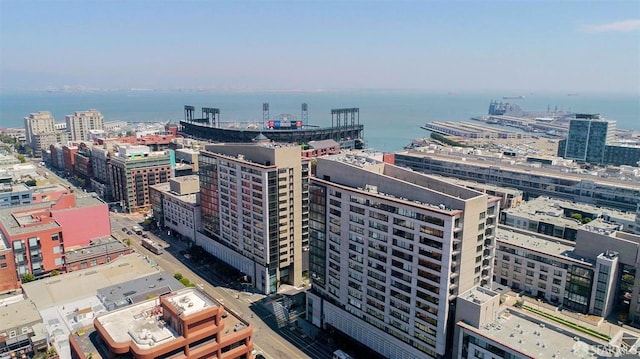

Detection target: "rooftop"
[0, 298, 42, 332]
[64, 237, 130, 263]
[459, 308, 616, 358]
[398, 148, 640, 187]
[429, 174, 523, 195]
[496, 226, 592, 265]
[97, 272, 184, 311]
[95, 288, 243, 351]
[22, 254, 160, 309]
[97, 298, 177, 350]
[459, 286, 499, 305]
[324, 152, 487, 206]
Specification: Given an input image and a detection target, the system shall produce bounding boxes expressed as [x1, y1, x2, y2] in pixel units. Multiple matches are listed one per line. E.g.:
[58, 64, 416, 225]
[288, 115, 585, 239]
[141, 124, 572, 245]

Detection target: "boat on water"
[502, 95, 525, 100]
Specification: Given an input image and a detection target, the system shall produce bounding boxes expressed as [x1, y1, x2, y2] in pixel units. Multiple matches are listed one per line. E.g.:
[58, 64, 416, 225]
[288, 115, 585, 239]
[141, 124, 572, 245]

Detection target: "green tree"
[16, 154, 26, 163]
[21, 273, 36, 283]
[50, 270, 60, 276]
[581, 217, 592, 224]
[570, 213, 582, 221]
[179, 277, 191, 286]
[174, 272, 183, 280]
[125, 238, 132, 247]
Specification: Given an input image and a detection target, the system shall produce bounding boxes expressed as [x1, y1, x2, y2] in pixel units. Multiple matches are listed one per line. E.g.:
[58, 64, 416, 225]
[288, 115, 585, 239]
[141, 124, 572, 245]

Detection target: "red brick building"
[73, 143, 94, 188]
[0, 244, 18, 293]
[62, 145, 78, 174]
[70, 288, 253, 359]
[0, 193, 111, 282]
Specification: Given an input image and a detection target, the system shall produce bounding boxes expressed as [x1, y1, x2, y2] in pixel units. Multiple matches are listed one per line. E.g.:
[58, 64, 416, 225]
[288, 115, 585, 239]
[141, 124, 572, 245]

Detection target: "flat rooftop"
[459, 286, 498, 304]
[98, 272, 184, 311]
[322, 153, 487, 212]
[0, 298, 42, 332]
[460, 309, 615, 358]
[22, 254, 160, 309]
[96, 288, 247, 351]
[398, 149, 640, 187]
[98, 298, 177, 350]
[496, 226, 592, 265]
[64, 237, 129, 263]
[429, 174, 523, 195]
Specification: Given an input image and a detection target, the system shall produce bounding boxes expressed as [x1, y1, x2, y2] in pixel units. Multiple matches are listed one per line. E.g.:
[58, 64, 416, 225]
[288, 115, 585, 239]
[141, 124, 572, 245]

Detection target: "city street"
[109, 212, 334, 359]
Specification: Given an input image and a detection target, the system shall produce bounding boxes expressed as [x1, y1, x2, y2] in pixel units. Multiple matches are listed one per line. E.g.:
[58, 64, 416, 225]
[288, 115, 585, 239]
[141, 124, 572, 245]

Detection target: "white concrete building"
[306, 153, 500, 358]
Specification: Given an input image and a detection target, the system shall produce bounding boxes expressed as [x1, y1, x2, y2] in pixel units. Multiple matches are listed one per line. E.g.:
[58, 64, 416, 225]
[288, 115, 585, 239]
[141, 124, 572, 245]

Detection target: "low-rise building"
[150, 176, 200, 242]
[64, 237, 133, 272]
[72, 287, 253, 359]
[302, 139, 340, 158]
[0, 298, 46, 357]
[0, 193, 111, 280]
[495, 222, 640, 322]
[0, 240, 18, 293]
[0, 183, 32, 208]
[452, 286, 638, 359]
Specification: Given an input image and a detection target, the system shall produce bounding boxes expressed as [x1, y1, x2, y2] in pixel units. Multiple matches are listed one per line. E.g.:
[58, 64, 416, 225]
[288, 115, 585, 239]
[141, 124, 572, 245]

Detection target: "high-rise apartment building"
[562, 114, 616, 164]
[306, 153, 499, 358]
[24, 112, 55, 145]
[23, 111, 70, 157]
[65, 109, 105, 141]
[198, 143, 310, 294]
[109, 145, 173, 213]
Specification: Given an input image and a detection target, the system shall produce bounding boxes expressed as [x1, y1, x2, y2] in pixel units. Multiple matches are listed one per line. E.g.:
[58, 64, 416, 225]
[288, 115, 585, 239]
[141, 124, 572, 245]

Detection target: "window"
[53, 246, 61, 254]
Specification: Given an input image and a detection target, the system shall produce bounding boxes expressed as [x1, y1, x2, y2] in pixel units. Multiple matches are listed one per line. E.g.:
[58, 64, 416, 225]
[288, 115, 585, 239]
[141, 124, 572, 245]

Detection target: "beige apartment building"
[197, 142, 310, 294]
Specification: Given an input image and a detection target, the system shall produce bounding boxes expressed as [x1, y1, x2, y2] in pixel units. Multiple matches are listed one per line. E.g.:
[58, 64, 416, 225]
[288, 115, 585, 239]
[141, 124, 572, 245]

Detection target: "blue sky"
[1, 0, 638, 93]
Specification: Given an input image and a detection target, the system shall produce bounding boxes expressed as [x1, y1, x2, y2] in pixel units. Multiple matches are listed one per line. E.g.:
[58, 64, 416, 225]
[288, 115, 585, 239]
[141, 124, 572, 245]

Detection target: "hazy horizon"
[1, 1, 639, 94]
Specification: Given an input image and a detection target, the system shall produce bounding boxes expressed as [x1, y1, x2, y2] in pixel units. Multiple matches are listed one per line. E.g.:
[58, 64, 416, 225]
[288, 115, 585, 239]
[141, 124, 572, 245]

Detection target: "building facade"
[90, 146, 112, 201]
[306, 153, 499, 358]
[65, 109, 105, 142]
[24, 112, 69, 158]
[198, 143, 309, 294]
[150, 176, 201, 242]
[0, 183, 32, 208]
[563, 115, 615, 164]
[0, 242, 19, 293]
[109, 145, 172, 213]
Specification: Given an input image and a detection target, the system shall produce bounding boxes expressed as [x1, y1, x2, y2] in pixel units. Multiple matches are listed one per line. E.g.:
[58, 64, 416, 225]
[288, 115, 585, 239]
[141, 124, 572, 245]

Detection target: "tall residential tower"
[198, 142, 310, 294]
[306, 153, 499, 358]
[65, 109, 105, 141]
